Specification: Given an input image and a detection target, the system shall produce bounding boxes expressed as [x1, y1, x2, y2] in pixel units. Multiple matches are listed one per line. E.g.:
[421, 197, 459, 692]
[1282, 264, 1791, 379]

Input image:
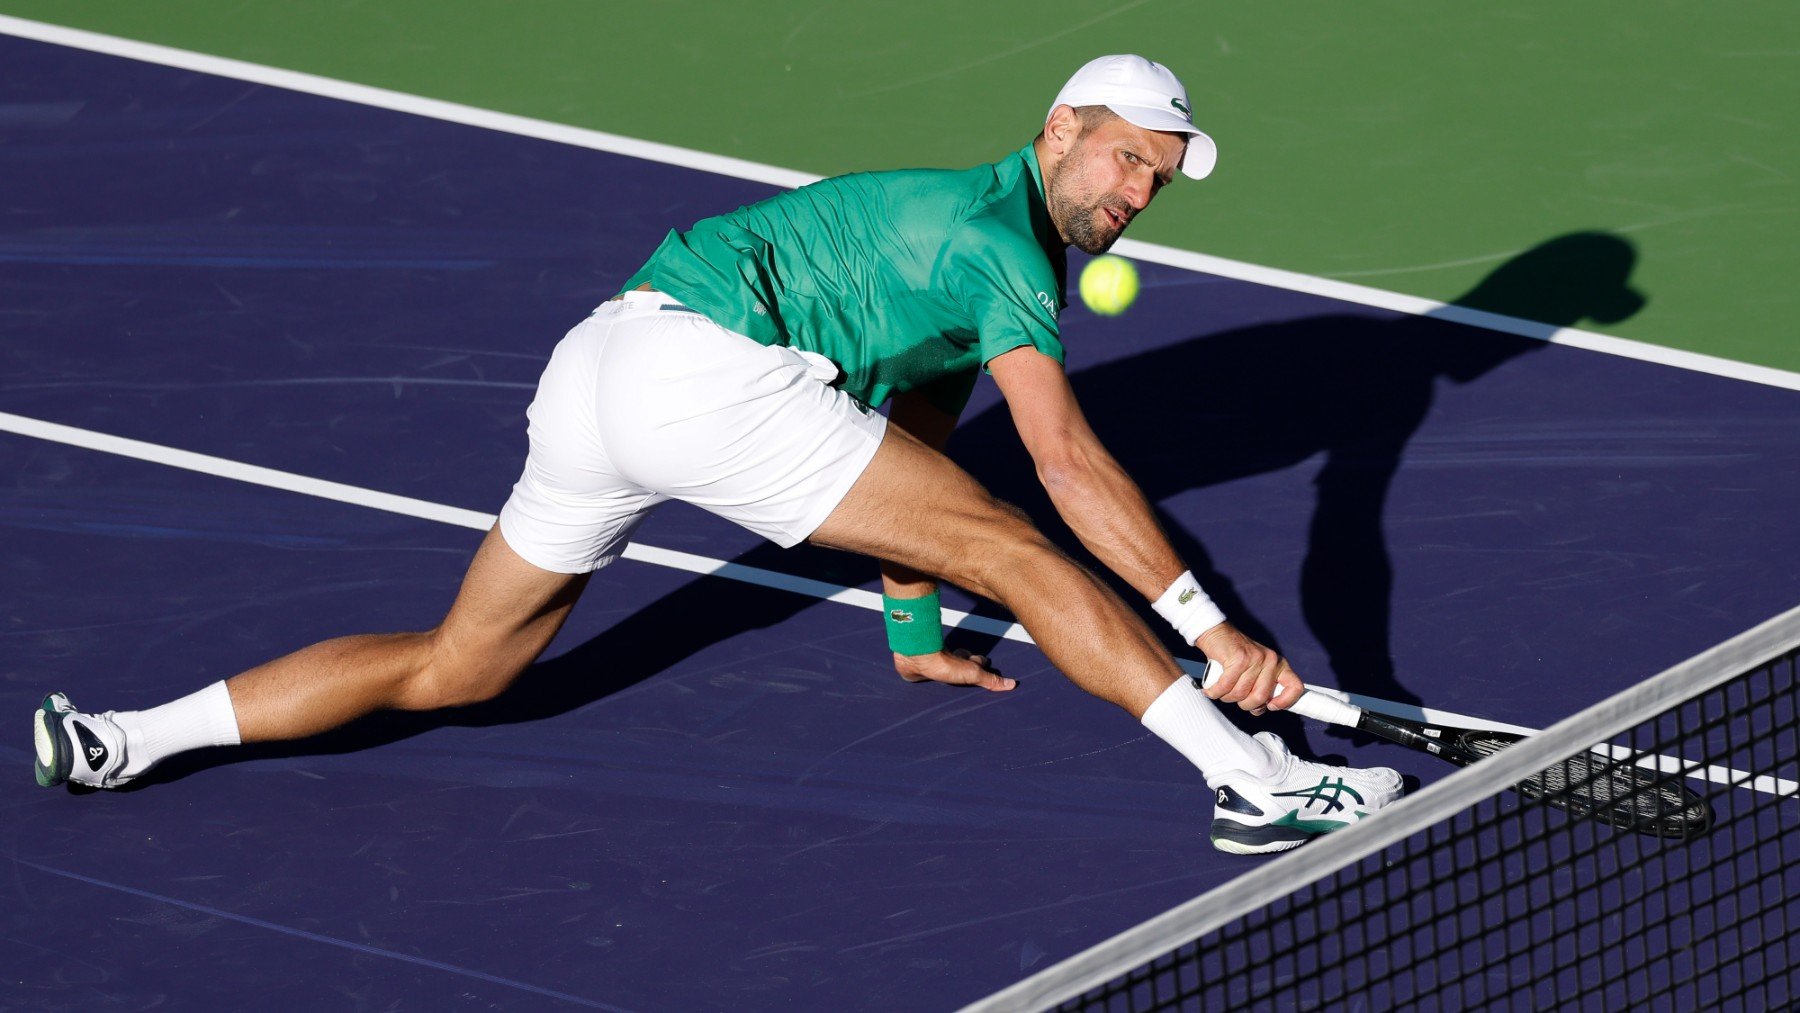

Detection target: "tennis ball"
[1079, 255, 1140, 316]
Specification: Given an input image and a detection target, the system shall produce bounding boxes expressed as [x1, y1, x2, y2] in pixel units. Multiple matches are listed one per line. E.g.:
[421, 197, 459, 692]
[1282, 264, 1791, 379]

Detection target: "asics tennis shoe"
[1209, 732, 1402, 855]
[34, 693, 134, 789]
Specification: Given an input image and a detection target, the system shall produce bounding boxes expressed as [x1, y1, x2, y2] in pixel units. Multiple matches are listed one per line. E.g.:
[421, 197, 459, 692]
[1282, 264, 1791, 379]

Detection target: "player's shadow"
[146, 231, 1643, 784]
[950, 231, 1646, 748]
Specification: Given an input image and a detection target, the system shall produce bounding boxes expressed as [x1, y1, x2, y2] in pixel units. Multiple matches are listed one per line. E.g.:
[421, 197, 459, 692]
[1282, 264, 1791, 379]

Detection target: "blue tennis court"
[4, 31, 1798, 1010]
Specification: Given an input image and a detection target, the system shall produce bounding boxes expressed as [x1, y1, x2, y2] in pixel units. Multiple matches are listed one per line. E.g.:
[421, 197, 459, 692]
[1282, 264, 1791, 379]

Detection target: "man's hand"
[1195, 623, 1303, 715]
[895, 649, 1017, 692]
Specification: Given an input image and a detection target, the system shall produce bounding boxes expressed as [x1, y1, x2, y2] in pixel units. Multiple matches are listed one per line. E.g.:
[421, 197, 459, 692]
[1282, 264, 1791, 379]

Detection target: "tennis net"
[964, 605, 1800, 1012]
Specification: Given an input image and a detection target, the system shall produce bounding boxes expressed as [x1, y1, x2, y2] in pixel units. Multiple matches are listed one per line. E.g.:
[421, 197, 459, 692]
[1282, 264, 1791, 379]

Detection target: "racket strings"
[1460, 732, 1709, 837]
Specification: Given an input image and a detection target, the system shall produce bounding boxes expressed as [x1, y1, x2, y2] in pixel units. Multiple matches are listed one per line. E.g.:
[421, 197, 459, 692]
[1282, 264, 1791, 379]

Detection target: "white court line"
[4, 409, 1787, 798]
[3, 12, 1799, 393]
[0, 409, 1026, 646]
[0, 14, 811, 191]
[1111, 239, 1800, 393]
[0, 14, 1788, 792]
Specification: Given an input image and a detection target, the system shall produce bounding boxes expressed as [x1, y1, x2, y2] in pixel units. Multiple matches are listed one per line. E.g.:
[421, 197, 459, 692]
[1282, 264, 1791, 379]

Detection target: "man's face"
[1045, 112, 1186, 254]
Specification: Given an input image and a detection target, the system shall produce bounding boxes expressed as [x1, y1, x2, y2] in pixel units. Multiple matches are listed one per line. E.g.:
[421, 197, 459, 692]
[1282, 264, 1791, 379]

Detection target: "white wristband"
[1152, 570, 1228, 645]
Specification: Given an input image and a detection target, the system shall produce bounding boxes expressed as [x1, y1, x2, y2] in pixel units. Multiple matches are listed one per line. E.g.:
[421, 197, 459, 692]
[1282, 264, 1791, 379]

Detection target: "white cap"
[1047, 54, 1217, 180]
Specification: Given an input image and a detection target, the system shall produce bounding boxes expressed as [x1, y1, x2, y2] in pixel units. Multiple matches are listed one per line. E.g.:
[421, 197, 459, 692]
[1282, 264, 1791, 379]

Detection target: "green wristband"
[883, 590, 944, 656]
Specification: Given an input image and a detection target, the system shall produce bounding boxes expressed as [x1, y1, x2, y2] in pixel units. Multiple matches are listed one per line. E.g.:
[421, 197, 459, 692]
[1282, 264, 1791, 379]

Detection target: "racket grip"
[1283, 686, 1362, 727]
[1196, 660, 1363, 728]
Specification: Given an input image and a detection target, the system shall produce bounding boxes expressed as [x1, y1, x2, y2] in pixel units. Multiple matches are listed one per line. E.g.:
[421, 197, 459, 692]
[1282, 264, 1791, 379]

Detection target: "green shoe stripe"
[1270, 810, 1368, 834]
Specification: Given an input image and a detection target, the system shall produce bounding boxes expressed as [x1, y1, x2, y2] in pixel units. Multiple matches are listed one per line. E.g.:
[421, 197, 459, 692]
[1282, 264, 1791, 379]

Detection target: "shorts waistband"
[610, 290, 697, 314]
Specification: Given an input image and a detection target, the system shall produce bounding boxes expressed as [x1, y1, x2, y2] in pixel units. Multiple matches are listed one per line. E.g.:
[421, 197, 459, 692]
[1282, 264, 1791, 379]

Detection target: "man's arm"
[986, 345, 1298, 712]
[879, 387, 1015, 692]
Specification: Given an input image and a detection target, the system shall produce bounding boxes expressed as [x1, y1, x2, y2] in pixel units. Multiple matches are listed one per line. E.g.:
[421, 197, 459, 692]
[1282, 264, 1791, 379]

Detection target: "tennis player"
[35, 55, 1400, 854]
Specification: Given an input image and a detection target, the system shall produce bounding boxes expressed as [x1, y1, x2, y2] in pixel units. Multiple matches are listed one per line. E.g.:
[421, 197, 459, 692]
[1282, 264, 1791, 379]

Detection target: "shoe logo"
[1214, 784, 1263, 817]
[1272, 777, 1366, 815]
[74, 723, 109, 772]
[1178, 588, 1197, 605]
[889, 609, 915, 624]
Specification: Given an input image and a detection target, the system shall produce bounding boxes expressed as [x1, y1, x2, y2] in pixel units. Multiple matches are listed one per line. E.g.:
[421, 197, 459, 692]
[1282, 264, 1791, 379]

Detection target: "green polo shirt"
[619, 143, 1068, 414]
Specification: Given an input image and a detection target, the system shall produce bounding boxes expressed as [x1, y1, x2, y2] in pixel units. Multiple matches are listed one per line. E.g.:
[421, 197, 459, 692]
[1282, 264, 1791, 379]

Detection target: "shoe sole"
[33, 699, 71, 788]
[1213, 836, 1307, 856]
[1210, 818, 1316, 855]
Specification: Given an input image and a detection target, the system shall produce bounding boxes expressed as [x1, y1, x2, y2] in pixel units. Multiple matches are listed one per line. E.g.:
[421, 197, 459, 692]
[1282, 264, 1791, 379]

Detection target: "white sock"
[1141, 677, 1281, 786]
[111, 681, 242, 779]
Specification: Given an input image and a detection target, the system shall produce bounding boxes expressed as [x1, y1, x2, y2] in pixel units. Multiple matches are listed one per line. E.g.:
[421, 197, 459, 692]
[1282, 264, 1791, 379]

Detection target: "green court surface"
[4, 2, 1794, 371]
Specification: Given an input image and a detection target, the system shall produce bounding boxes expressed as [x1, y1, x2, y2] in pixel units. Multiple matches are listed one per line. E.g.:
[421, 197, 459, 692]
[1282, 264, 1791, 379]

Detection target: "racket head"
[1452, 728, 1714, 839]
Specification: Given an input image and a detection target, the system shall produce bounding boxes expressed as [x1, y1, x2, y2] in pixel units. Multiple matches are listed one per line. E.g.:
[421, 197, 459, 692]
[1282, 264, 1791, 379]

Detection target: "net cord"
[959, 602, 1800, 1013]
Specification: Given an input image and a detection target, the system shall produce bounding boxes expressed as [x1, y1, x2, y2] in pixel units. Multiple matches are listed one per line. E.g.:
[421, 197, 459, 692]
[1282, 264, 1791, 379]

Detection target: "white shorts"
[498, 291, 889, 573]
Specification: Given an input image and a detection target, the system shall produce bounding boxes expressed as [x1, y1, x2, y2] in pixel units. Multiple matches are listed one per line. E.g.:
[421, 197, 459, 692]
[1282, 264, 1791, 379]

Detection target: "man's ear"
[1043, 104, 1082, 158]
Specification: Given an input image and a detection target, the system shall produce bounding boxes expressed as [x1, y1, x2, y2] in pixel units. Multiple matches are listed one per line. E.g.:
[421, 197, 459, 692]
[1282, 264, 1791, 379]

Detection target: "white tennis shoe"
[1209, 732, 1403, 855]
[34, 693, 134, 789]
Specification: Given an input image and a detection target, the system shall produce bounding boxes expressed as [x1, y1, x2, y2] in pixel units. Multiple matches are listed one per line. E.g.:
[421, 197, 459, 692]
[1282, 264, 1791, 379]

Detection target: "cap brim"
[1107, 104, 1218, 180]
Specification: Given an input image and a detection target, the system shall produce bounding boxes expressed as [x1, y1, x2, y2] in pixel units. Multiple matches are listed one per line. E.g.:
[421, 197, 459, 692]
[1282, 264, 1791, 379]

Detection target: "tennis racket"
[1196, 661, 1713, 838]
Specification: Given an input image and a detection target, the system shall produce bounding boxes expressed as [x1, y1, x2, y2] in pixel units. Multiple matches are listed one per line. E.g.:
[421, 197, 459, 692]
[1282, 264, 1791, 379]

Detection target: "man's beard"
[1049, 158, 1129, 254]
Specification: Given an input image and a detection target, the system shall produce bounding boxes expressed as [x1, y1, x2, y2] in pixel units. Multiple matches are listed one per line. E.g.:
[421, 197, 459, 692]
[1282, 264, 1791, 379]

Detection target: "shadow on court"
[141, 232, 1644, 785]
[956, 231, 1645, 713]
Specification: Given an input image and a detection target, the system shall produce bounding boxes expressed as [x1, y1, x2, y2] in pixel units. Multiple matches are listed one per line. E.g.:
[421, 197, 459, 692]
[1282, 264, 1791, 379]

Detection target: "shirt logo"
[1171, 97, 1191, 118]
[1035, 291, 1055, 313]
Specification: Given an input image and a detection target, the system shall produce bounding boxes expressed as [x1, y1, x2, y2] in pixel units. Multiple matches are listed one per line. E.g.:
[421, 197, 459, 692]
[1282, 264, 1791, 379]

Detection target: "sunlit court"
[3, 7, 1796, 1010]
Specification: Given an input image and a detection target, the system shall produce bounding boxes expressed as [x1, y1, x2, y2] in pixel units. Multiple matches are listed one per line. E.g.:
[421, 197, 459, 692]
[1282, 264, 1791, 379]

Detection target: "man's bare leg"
[37, 526, 585, 788]
[229, 525, 587, 742]
[811, 426, 1186, 719]
[808, 428, 1405, 847]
